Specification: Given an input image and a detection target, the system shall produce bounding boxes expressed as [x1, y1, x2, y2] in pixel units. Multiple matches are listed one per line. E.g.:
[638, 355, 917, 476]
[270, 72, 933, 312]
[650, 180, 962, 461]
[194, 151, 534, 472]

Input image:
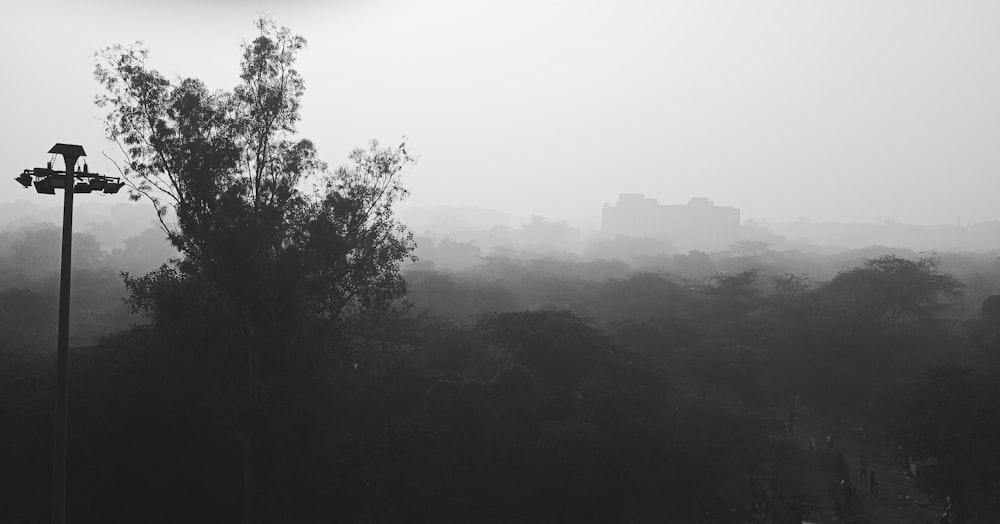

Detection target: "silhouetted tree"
[479, 310, 605, 388]
[675, 338, 765, 404]
[972, 295, 1000, 352]
[596, 272, 696, 323]
[703, 269, 763, 318]
[823, 255, 964, 321]
[891, 364, 1000, 523]
[95, 17, 415, 523]
[0, 287, 53, 351]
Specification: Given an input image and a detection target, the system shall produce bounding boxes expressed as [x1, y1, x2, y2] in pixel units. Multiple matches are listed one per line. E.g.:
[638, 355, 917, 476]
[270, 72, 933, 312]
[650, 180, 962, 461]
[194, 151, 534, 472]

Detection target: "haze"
[7, 4, 1000, 522]
[3, 0, 999, 228]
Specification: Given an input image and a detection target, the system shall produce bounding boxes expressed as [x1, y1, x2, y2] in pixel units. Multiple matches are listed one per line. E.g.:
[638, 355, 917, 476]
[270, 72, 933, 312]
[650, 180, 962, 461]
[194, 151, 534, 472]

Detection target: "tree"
[668, 250, 717, 281]
[675, 338, 765, 404]
[95, 18, 415, 523]
[479, 310, 606, 388]
[6, 225, 105, 278]
[703, 269, 763, 318]
[823, 255, 964, 321]
[890, 364, 1000, 523]
[0, 287, 53, 346]
[596, 272, 696, 323]
[972, 295, 1000, 352]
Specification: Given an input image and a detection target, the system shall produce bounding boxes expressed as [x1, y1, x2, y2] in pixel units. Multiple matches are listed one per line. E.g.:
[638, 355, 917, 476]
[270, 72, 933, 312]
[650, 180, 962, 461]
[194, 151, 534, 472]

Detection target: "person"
[869, 471, 878, 498]
[827, 434, 834, 449]
[860, 454, 869, 482]
[939, 495, 952, 523]
[840, 478, 853, 509]
[809, 434, 816, 451]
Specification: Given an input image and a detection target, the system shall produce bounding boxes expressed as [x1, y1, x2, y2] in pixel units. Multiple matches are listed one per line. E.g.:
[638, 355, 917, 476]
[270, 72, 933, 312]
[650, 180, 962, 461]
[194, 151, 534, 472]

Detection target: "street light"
[13, 144, 122, 524]
[15, 171, 33, 188]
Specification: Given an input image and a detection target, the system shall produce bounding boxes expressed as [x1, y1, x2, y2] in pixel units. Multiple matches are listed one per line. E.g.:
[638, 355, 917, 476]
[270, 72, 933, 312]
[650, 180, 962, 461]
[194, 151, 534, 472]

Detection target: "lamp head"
[102, 181, 124, 194]
[34, 178, 55, 195]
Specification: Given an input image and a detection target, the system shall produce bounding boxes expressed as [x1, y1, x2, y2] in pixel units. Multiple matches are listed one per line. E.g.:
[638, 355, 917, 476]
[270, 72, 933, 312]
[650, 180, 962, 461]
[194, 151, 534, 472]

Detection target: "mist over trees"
[4, 17, 1000, 524]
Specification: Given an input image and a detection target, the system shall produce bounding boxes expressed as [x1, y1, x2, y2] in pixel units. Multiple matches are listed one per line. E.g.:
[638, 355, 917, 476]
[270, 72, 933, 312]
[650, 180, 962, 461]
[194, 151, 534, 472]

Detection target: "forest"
[3, 18, 1000, 524]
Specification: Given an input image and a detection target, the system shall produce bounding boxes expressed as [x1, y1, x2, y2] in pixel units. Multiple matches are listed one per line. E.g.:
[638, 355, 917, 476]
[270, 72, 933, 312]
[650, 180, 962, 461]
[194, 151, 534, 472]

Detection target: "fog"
[4, 3, 1000, 523]
[4, 0, 1000, 226]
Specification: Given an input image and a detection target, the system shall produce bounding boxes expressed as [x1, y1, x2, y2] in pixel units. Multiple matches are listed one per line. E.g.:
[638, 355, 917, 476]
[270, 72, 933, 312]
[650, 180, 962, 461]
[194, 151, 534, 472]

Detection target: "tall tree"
[823, 255, 964, 321]
[95, 17, 415, 523]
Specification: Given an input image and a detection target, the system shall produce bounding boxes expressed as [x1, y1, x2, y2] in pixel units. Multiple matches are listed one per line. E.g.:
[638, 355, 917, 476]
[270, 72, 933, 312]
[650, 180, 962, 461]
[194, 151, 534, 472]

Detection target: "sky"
[2, 0, 999, 229]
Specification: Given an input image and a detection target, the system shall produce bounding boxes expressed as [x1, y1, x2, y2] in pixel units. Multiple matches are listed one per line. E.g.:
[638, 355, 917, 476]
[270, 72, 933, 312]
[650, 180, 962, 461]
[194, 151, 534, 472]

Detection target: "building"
[602, 194, 740, 251]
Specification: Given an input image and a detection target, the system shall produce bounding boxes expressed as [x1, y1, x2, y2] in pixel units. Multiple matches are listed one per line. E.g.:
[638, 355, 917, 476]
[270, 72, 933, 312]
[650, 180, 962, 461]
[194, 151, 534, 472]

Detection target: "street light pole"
[13, 144, 123, 524]
[51, 145, 81, 524]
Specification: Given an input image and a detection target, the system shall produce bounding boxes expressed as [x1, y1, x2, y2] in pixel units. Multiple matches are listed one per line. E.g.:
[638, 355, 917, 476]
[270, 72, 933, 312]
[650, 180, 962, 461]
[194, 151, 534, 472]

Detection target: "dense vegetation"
[5, 219, 1000, 522]
[3, 17, 1000, 524]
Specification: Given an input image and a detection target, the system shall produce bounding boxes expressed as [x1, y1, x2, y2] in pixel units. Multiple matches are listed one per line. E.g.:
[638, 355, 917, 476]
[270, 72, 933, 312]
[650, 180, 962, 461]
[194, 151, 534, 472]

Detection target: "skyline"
[3, 1, 999, 227]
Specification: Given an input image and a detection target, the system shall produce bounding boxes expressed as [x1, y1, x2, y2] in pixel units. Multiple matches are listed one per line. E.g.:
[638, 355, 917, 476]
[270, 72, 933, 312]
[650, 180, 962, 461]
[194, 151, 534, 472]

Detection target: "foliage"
[6, 114, 998, 523]
[823, 255, 964, 321]
[479, 310, 606, 387]
[596, 272, 696, 322]
[96, 15, 415, 353]
[94, 17, 416, 523]
[890, 364, 1000, 522]
[4, 238, 989, 521]
[972, 294, 1000, 352]
[0, 287, 52, 335]
[4, 225, 105, 278]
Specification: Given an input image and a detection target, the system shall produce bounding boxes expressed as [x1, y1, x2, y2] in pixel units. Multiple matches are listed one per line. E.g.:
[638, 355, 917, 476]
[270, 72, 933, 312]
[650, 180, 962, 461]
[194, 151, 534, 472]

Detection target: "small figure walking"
[869, 471, 879, 498]
[860, 454, 869, 482]
[826, 434, 834, 449]
[840, 478, 853, 509]
[809, 434, 817, 451]
[940, 495, 953, 523]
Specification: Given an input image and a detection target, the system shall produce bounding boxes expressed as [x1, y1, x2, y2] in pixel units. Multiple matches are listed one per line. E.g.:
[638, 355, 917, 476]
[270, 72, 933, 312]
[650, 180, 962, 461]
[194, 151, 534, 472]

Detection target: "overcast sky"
[2, 0, 999, 228]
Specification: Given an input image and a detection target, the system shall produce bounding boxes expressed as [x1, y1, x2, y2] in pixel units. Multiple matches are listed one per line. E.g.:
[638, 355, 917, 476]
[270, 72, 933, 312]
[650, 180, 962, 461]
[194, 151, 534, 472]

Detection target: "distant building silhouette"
[602, 194, 740, 251]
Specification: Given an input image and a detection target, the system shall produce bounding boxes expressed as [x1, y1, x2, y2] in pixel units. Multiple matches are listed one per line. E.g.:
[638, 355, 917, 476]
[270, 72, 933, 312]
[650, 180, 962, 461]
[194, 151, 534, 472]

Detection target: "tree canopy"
[891, 364, 1000, 522]
[94, 17, 416, 523]
[823, 255, 964, 321]
[95, 17, 415, 332]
